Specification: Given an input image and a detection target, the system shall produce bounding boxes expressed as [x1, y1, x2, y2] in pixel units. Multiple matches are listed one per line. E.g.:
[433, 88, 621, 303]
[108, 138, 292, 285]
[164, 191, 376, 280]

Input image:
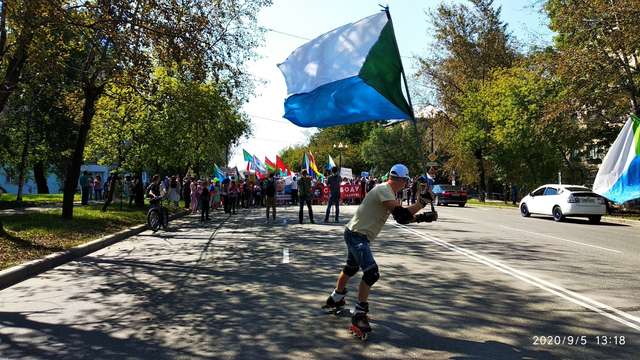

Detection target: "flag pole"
[384, 6, 434, 210]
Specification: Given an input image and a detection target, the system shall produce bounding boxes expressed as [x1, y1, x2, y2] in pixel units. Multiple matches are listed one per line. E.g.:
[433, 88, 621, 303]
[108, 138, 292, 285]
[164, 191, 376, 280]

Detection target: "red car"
[432, 184, 468, 207]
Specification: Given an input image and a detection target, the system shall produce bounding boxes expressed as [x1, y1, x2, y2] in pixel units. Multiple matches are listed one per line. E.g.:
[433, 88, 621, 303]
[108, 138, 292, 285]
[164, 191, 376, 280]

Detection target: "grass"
[0, 193, 81, 210]
[466, 198, 519, 209]
[0, 202, 184, 270]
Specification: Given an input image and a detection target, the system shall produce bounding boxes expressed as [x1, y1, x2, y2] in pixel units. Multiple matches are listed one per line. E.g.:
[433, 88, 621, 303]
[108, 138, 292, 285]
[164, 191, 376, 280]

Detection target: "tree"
[545, 0, 640, 118]
[59, 0, 271, 219]
[86, 66, 251, 181]
[360, 124, 423, 177]
[416, 0, 517, 198]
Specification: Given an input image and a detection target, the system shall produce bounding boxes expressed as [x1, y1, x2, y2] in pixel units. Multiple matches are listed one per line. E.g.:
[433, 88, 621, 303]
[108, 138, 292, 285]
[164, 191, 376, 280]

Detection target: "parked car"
[432, 184, 467, 207]
[519, 184, 606, 223]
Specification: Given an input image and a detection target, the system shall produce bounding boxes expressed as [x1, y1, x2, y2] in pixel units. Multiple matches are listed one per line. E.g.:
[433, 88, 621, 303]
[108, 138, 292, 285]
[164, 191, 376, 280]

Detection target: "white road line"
[499, 225, 621, 254]
[282, 248, 290, 264]
[394, 223, 640, 332]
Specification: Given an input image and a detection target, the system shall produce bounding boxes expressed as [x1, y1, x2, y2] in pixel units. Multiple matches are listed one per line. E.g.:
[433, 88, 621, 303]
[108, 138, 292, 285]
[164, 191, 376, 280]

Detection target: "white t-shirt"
[346, 183, 396, 241]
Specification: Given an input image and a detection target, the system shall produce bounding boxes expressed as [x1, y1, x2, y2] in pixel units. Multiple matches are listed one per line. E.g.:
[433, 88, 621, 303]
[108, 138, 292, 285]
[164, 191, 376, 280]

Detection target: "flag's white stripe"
[593, 118, 637, 195]
[278, 12, 387, 95]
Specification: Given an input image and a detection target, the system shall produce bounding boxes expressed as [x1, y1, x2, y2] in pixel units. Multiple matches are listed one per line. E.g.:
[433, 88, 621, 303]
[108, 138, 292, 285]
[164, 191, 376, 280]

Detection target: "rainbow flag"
[593, 115, 640, 203]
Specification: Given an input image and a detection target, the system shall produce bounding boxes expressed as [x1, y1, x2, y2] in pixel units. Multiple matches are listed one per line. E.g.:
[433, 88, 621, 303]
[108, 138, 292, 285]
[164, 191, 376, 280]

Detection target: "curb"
[602, 216, 640, 226]
[0, 210, 188, 291]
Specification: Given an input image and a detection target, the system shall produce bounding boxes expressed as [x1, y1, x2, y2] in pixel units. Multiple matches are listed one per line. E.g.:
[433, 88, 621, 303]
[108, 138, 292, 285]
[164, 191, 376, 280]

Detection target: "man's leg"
[299, 197, 304, 223]
[307, 198, 314, 223]
[271, 205, 276, 220]
[324, 196, 332, 222]
[335, 197, 340, 222]
[324, 243, 359, 310]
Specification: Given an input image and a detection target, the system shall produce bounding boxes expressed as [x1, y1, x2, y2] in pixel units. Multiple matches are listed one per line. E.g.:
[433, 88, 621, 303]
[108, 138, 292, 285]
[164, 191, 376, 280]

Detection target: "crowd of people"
[77, 166, 441, 226]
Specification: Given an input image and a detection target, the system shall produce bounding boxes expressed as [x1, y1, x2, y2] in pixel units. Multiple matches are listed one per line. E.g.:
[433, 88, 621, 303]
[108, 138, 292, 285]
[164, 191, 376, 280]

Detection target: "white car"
[520, 184, 607, 223]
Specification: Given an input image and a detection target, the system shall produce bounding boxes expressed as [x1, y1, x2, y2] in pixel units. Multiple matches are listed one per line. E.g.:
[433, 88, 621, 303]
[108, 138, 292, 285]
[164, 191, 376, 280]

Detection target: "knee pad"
[342, 265, 359, 277]
[362, 266, 380, 287]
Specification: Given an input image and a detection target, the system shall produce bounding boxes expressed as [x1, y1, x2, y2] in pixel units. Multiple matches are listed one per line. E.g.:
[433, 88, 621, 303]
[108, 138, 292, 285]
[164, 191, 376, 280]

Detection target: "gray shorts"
[344, 228, 377, 272]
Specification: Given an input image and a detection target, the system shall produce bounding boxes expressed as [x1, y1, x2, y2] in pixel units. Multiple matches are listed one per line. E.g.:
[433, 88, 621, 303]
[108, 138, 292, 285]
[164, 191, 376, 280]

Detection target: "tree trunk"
[135, 173, 145, 207]
[475, 148, 486, 202]
[33, 162, 49, 194]
[16, 120, 31, 203]
[0, 32, 33, 115]
[62, 85, 103, 219]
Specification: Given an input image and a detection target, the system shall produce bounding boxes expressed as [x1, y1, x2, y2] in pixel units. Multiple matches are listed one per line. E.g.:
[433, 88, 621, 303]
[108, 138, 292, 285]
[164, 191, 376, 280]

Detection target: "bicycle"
[147, 196, 169, 232]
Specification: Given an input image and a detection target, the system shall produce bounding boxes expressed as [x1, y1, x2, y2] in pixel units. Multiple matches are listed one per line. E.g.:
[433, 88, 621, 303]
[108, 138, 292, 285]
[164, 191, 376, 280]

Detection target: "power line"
[263, 26, 414, 60]
[263, 27, 312, 41]
[247, 113, 291, 124]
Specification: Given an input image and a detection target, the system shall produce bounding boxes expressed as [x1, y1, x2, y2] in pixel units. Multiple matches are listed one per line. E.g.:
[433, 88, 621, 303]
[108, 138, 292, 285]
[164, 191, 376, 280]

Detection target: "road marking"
[282, 248, 290, 264]
[394, 223, 640, 332]
[499, 225, 621, 254]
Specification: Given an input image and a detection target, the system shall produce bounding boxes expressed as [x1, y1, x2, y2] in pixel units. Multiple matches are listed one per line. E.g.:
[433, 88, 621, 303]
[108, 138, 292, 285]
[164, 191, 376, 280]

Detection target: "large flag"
[278, 10, 411, 128]
[593, 115, 640, 203]
[242, 149, 253, 162]
[326, 155, 336, 170]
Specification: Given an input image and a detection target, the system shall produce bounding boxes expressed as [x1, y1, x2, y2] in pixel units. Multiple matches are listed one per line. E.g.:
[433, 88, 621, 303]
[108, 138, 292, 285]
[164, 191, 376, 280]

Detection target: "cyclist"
[146, 174, 167, 227]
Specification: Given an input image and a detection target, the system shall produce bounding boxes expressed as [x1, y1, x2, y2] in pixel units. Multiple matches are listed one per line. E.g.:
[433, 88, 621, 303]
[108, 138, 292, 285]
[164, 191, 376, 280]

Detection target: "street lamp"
[333, 142, 348, 169]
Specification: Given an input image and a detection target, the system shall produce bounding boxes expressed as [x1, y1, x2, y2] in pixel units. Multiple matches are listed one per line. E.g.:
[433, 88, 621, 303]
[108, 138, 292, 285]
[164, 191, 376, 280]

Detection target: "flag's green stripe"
[358, 21, 411, 117]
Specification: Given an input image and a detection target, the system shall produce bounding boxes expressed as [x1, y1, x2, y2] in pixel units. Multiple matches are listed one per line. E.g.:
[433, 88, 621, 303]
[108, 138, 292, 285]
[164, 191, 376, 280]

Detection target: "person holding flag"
[279, 8, 438, 339]
[321, 164, 437, 339]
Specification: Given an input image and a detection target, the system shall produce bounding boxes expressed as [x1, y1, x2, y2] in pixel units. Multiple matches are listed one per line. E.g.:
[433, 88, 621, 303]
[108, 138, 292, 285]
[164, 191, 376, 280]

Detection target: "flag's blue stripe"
[283, 76, 410, 128]
[603, 156, 640, 203]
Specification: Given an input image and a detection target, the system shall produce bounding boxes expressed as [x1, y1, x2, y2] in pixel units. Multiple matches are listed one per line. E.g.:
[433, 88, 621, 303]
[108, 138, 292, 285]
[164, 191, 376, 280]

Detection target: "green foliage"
[86, 66, 250, 176]
[545, 0, 640, 118]
[360, 124, 423, 177]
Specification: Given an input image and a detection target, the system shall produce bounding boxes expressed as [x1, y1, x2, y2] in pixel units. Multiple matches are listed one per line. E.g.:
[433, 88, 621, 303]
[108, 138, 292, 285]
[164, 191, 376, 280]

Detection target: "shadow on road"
[0, 208, 636, 359]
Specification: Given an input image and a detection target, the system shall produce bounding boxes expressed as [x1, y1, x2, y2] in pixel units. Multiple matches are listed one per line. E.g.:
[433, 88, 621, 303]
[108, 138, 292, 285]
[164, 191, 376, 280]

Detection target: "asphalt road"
[0, 203, 638, 359]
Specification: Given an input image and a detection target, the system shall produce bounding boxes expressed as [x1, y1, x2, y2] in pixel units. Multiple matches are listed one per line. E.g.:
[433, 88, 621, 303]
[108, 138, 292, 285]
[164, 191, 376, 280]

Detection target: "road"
[0, 204, 638, 359]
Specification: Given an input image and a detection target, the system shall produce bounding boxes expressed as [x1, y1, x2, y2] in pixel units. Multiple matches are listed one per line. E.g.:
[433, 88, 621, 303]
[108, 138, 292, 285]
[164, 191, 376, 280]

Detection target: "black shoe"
[206, 217, 211, 220]
[322, 289, 347, 311]
[351, 312, 371, 333]
[323, 219, 329, 223]
[310, 219, 315, 224]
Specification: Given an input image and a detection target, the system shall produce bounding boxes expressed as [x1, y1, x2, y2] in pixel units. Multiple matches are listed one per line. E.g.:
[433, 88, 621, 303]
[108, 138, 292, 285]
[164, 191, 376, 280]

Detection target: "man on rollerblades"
[322, 164, 437, 339]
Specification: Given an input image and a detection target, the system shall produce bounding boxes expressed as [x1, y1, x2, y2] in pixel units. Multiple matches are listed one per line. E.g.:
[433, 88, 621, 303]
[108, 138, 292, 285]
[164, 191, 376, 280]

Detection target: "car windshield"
[435, 185, 459, 192]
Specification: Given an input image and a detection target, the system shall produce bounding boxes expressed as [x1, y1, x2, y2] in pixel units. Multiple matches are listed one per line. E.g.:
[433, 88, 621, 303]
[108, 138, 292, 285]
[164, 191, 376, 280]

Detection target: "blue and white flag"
[326, 155, 336, 170]
[278, 11, 411, 128]
[593, 115, 640, 203]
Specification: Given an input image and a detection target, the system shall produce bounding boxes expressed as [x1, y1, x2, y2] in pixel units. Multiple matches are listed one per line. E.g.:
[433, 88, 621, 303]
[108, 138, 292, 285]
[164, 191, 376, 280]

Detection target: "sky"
[229, 0, 554, 170]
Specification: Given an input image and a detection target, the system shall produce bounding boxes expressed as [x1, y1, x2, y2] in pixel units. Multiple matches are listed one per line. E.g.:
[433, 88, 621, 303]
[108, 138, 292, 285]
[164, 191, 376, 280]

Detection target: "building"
[0, 163, 111, 195]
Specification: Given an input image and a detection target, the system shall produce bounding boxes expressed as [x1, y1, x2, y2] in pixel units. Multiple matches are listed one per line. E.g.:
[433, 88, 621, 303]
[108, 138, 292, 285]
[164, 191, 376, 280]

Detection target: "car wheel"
[520, 203, 530, 217]
[458, 203, 465, 207]
[588, 215, 601, 224]
[552, 206, 564, 222]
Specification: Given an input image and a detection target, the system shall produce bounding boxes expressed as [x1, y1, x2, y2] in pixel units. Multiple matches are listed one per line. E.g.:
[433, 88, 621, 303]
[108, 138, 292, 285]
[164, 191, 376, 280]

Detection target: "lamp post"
[333, 142, 348, 170]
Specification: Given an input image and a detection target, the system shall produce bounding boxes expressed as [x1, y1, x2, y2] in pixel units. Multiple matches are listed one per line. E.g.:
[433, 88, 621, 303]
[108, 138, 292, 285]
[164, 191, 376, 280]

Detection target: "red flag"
[265, 157, 276, 170]
[276, 155, 286, 173]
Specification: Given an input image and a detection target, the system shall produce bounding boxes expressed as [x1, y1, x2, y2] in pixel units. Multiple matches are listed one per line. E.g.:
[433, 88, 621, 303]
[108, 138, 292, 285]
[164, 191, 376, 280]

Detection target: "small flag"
[326, 155, 336, 170]
[243, 149, 253, 162]
[265, 157, 276, 173]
